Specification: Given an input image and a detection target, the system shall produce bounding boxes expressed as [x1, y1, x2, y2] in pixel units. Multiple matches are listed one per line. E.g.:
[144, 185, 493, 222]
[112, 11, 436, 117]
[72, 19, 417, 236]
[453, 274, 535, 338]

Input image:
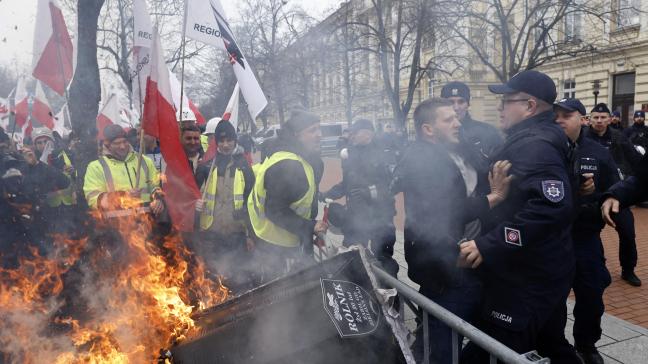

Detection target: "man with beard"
[248, 110, 328, 282]
[623, 110, 648, 155]
[197, 120, 255, 292]
[393, 98, 512, 363]
[322, 119, 398, 275]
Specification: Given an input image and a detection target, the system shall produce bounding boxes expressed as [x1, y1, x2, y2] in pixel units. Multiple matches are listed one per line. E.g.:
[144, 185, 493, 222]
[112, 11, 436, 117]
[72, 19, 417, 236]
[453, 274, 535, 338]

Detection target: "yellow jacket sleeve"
[83, 160, 107, 209]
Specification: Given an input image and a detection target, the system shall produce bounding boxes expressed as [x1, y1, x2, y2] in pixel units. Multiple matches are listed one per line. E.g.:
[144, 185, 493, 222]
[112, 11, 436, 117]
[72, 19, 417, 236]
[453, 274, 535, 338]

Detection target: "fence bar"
[452, 330, 459, 364]
[423, 311, 430, 364]
[370, 264, 545, 364]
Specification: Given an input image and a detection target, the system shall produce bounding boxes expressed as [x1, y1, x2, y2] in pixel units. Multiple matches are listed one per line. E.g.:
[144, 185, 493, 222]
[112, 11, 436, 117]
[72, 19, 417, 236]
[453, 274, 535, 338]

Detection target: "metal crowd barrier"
[370, 264, 550, 364]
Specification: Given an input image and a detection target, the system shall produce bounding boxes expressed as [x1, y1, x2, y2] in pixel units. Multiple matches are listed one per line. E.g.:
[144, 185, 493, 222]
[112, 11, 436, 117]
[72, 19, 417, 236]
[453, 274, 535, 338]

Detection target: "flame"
[0, 195, 228, 363]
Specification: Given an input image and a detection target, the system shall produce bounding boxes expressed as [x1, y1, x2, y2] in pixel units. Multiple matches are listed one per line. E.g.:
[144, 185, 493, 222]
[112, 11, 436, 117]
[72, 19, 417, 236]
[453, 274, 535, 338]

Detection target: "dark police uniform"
[623, 122, 648, 151]
[585, 127, 641, 276]
[460, 112, 503, 160]
[571, 129, 617, 355]
[461, 111, 579, 363]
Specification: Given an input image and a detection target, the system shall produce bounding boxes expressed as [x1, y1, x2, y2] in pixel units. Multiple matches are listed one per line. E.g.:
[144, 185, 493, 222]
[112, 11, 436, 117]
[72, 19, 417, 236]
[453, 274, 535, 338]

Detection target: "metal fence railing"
[370, 264, 550, 364]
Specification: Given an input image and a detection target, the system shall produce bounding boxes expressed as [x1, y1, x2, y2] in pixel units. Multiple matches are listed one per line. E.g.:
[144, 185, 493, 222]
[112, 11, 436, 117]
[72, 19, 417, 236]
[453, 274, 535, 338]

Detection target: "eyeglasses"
[500, 98, 530, 107]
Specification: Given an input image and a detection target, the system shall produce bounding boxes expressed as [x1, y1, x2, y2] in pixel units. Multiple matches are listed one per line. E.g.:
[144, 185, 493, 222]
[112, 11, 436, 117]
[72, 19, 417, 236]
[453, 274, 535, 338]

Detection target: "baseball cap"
[441, 81, 470, 102]
[591, 103, 611, 115]
[634, 110, 645, 118]
[488, 70, 557, 104]
[554, 98, 586, 116]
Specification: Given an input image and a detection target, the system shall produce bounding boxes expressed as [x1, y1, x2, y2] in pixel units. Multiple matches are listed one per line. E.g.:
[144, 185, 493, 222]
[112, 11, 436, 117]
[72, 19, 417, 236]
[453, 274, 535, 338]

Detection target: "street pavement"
[319, 157, 648, 363]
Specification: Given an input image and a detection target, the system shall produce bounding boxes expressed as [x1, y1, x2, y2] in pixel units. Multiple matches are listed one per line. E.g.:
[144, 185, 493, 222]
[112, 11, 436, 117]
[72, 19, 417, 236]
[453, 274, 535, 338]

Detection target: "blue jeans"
[413, 281, 482, 364]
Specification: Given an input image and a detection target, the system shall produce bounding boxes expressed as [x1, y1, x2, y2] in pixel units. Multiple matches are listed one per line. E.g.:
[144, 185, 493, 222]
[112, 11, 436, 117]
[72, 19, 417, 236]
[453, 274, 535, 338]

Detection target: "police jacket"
[460, 112, 503, 159]
[572, 128, 619, 238]
[325, 141, 396, 226]
[254, 137, 324, 248]
[393, 140, 490, 291]
[585, 127, 640, 178]
[606, 152, 648, 209]
[623, 123, 648, 149]
[475, 111, 575, 331]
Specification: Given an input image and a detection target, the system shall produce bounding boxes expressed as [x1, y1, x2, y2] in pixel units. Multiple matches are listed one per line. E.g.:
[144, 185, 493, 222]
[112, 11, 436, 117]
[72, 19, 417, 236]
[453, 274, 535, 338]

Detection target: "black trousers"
[615, 208, 637, 271]
[342, 220, 398, 276]
[461, 298, 579, 363]
[572, 234, 611, 353]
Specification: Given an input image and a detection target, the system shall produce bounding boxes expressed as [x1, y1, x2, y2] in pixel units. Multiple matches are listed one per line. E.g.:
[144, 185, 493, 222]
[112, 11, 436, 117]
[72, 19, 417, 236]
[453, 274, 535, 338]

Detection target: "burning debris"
[0, 201, 228, 363]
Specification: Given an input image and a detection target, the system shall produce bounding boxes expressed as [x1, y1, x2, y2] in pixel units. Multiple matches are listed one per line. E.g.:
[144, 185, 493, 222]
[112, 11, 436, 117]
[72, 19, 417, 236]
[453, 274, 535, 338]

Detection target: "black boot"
[576, 349, 604, 364]
[622, 270, 642, 287]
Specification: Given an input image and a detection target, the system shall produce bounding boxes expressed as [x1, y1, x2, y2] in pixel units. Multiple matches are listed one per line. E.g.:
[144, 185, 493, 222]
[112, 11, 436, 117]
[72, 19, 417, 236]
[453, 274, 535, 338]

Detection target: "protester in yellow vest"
[84, 125, 164, 219]
[195, 120, 256, 292]
[248, 110, 328, 281]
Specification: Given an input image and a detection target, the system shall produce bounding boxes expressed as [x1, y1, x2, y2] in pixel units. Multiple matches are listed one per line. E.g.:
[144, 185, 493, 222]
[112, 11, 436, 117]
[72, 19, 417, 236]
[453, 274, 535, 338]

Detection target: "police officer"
[458, 70, 580, 363]
[610, 111, 623, 130]
[322, 119, 398, 275]
[196, 121, 255, 292]
[555, 99, 617, 364]
[247, 110, 328, 282]
[393, 98, 512, 363]
[623, 110, 648, 155]
[441, 81, 503, 159]
[585, 103, 642, 286]
[84, 125, 164, 217]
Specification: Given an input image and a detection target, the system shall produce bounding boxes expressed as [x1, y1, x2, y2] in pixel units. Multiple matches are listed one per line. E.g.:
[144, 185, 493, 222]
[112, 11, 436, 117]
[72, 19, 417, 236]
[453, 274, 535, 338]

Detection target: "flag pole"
[178, 0, 189, 129]
[133, 15, 147, 190]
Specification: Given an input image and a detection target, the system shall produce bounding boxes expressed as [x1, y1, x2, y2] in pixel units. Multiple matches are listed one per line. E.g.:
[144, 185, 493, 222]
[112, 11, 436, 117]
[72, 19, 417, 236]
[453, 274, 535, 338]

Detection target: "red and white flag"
[13, 77, 31, 135]
[96, 94, 121, 140]
[53, 104, 71, 137]
[168, 71, 206, 125]
[32, 0, 74, 96]
[31, 81, 55, 130]
[222, 82, 239, 128]
[143, 29, 200, 232]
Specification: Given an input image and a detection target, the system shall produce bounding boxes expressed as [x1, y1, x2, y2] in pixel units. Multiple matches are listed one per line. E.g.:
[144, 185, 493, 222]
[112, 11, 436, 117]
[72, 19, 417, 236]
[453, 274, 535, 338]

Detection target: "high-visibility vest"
[248, 151, 315, 247]
[201, 134, 209, 153]
[83, 152, 159, 209]
[47, 151, 76, 207]
[199, 167, 246, 230]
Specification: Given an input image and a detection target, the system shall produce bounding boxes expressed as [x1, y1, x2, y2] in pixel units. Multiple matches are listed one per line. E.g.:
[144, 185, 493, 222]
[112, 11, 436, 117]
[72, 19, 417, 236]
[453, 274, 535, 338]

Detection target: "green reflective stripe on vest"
[199, 167, 246, 230]
[247, 151, 315, 248]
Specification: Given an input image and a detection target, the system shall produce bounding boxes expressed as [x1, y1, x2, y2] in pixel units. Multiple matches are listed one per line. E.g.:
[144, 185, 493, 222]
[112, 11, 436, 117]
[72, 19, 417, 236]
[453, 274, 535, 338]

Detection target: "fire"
[0, 195, 228, 363]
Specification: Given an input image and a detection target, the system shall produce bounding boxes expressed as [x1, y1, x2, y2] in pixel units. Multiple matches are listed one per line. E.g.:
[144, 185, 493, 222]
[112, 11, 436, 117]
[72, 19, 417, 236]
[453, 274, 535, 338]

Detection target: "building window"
[563, 80, 576, 99]
[564, 4, 582, 40]
[618, 0, 641, 28]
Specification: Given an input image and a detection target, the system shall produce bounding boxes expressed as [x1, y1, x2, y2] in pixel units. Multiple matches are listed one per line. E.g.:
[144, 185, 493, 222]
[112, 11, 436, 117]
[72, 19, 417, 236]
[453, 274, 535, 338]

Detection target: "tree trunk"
[68, 0, 105, 206]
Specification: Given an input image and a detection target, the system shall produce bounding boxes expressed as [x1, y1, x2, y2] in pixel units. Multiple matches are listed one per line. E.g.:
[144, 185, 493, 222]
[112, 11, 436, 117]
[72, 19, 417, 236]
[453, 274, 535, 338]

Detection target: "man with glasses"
[459, 70, 580, 363]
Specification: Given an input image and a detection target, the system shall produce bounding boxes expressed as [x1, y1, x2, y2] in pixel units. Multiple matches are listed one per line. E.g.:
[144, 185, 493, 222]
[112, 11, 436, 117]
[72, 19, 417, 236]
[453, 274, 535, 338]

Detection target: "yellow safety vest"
[47, 151, 76, 207]
[248, 151, 315, 247]
[199, 167, 246, 230]
[201, 134, 209, 153]
[83, 152, 159, 209]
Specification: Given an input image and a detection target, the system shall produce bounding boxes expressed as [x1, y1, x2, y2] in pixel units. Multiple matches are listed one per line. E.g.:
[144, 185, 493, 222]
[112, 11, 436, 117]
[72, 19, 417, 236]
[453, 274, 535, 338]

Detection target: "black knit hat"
[283, 110, 320, 133]
[214, 120, 237, 142]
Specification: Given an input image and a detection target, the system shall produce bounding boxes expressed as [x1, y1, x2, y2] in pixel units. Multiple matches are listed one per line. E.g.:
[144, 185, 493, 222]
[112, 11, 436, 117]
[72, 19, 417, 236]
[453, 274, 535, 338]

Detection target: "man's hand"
[601, 197, 620, 228]
[314, 220, 328, 235]
[195, 199, 205, 212]
[150, 199, 164, 216]
[64, 164, 75, 175]
[21, 147, 38, 166]
[458, 240, 483, 268]
[579, 173, 595, 196]
[246, 237, 255, 251]
[488, 160, 513, 207]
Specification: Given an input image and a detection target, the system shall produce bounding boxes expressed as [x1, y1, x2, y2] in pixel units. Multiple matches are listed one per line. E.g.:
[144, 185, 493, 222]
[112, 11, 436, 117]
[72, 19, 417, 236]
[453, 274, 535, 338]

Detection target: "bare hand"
[64, 165, 75, 174]
[246, 237, 255, 251]
[314, 220, 328, 235]
[150, 199, 164, 215]
[21, 147, 37, 166]
[458, 240, 483, 268]
[195, 199, 205, 212]
[601, 197, 620, 228]
[579, 173, 595, 196]
[488, 160, 513, 207]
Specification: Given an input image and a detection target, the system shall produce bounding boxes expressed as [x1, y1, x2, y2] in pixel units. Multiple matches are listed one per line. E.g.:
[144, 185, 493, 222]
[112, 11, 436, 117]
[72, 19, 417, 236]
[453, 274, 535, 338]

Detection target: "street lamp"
[592, 80, 601, 105]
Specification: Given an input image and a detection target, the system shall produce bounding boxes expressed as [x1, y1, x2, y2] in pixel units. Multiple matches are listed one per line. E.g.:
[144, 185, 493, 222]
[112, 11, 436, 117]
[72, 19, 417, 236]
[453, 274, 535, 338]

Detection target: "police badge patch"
[504, 227, 522, 246]
[542, 180, 564, 203]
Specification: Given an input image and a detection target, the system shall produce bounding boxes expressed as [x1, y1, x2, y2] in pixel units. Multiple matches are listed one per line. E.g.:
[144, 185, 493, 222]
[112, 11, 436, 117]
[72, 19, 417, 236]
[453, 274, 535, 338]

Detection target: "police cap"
[488, 70, 557, 104]
[554, 98, 586, 116]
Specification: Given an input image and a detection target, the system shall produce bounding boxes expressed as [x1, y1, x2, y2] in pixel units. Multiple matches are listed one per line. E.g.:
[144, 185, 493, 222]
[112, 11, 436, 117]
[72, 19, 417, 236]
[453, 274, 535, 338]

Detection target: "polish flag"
[168, 71, 206, 125]
[53, 104, 71, 137]
[31, 81, 55, 130]
[32, 0, 74, 96]
[96, 94, 121, 140]
[13, 77, 31, 135]
[203, 83, 239, 162]
[143, 29, 200, 232]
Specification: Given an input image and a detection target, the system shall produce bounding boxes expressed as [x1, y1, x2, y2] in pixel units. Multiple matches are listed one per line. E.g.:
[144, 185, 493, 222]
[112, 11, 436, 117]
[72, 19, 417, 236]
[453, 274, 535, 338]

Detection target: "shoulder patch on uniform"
[542, 180, 564, 203]
[504, 227, 522, 246]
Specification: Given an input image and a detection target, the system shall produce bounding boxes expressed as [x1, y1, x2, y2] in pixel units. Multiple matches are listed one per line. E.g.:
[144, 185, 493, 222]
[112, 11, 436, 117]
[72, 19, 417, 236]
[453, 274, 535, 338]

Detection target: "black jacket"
[623, 123, 648, 149]
[585, 126, 641, 178]
[392, 139, 490, 291]
[460, 113, 503, 160]
[475, 111, 575, 331]
[262, 137, 324, 249]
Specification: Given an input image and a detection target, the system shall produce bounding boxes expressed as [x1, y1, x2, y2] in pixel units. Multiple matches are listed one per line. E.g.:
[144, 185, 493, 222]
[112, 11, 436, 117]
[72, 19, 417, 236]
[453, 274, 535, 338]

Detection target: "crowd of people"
[2, 68, 648, 363]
